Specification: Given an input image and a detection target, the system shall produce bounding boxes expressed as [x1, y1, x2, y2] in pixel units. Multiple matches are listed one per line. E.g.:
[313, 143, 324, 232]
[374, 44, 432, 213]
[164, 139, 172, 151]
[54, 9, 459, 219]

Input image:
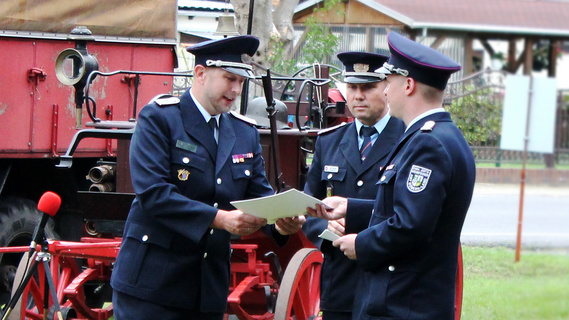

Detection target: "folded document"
[230, 188, 329, 224]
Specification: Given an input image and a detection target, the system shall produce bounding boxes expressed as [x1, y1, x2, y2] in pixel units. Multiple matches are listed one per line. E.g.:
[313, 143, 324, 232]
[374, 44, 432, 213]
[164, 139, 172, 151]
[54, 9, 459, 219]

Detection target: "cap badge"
[353, 63, 369, 73]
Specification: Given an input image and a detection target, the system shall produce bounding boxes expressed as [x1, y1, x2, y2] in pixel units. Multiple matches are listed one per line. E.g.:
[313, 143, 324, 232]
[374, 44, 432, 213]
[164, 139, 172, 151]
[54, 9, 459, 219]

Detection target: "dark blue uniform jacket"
[302, 118, 405, 313]
[110, 90, 273, 312]
[345, 112, 475, 320]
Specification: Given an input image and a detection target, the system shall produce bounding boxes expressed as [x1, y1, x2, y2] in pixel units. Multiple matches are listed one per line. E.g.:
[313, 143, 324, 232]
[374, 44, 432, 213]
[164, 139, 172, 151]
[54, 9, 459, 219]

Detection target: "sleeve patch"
[406, 165, 432, 193]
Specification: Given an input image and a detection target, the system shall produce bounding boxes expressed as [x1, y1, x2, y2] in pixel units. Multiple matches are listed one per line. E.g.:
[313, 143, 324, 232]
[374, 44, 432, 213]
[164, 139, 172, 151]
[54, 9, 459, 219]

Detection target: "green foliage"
[446, 86, 502, 146]
[267, 0, 341, 74]
[267, 35, 298, 75]
[299, 0, 342, 65]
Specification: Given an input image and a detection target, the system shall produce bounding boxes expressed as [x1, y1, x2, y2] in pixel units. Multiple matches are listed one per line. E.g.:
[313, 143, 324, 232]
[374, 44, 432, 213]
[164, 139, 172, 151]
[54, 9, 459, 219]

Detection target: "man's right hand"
[211, 210, 267, 236]
[306, 196, 348, 220]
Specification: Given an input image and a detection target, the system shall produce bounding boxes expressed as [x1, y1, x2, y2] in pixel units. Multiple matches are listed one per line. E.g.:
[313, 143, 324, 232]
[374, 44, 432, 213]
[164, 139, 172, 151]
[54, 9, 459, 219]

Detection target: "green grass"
[461, 246, 569, 320]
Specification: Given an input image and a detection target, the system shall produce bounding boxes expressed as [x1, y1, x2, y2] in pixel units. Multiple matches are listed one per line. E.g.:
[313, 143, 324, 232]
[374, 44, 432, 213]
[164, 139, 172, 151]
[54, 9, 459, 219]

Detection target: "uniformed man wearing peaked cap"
[307, 32, 476, 320]
[186, 35, 259, 78]
[377, 31, 461, 90]
[111, 35, 303, 320]
[301, 51, 404, 320]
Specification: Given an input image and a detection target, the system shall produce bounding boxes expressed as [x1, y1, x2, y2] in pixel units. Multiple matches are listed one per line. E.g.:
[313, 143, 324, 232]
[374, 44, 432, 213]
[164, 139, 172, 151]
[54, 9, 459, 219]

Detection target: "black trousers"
[322, 310, 352, 320]
[112, 290, 224, 320]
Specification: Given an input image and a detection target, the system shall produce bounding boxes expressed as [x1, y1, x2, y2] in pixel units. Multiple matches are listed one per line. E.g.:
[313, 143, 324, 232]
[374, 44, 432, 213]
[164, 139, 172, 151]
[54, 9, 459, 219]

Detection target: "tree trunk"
[230, 0, 300, 69]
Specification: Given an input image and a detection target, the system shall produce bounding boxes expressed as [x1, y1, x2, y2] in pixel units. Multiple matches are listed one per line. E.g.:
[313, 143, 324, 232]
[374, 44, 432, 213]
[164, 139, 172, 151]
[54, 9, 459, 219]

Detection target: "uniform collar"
[405, 107, 445, 132]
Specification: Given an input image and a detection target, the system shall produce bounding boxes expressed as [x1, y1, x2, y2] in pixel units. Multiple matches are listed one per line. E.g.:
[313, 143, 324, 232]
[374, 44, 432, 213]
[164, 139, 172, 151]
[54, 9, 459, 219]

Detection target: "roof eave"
[412, 22, 569, 37]
[357, 0, 415, 26]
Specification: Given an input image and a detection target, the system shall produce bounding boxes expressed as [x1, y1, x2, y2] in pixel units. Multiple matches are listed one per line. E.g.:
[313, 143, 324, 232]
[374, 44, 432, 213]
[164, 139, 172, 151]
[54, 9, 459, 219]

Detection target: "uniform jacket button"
[327, 173, 333, 179]
[213, 202, 219, 208]
[210, 229, 214, 235]
[142, 235, 148, 242]
[203, 252, 208, 258]
[388, 265, 395, 272]
[182, 157, 190, 164]
[357, 180, 364, 187]
[244, 169, 251, 176]
[216, 178, 222, 185]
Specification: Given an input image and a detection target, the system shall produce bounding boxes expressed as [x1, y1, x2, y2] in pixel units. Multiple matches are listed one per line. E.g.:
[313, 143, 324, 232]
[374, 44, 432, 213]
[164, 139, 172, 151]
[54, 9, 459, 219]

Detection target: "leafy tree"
[445, 86, 503, 147]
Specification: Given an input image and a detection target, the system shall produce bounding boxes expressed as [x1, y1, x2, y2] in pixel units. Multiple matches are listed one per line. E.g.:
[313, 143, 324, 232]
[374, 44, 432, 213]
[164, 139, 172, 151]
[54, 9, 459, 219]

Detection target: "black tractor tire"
[0, 197, 57, 301]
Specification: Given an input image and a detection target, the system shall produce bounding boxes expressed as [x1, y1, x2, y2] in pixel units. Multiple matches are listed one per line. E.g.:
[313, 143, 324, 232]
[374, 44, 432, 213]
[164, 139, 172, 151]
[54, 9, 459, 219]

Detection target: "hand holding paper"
[230, 188, 331, 224]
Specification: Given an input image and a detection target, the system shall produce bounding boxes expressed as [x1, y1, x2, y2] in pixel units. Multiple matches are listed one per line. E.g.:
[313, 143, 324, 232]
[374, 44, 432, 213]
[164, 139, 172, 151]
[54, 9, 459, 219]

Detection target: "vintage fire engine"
[0, 1, 463, 319]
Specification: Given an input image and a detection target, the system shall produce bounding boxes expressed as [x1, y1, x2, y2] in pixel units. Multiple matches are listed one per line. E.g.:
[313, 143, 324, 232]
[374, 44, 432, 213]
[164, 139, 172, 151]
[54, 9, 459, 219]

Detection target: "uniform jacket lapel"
[339, 123, 362, 172]
[179, 91, 218, 160]
[360, 117, 402, 173]
[216, 113, 236, 174]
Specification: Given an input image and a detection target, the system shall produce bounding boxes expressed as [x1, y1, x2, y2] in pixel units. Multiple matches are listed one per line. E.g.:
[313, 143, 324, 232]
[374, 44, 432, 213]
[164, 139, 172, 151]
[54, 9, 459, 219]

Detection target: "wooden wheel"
[273, 248, 322, 320]
[8, 252, 78, 320]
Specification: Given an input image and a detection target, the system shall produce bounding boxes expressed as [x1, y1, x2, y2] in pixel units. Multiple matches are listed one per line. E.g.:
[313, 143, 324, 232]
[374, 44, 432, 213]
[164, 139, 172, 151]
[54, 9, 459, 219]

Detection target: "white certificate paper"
[318, 229, 340, 241]
[230, 188, 328, 224]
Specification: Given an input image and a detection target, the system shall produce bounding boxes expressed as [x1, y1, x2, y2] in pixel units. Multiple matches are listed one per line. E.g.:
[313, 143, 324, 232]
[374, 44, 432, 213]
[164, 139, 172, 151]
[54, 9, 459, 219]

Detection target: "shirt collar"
[190, 89, 220, 125]
[355, 113, 391, 136]
[405, 108, 445, 132]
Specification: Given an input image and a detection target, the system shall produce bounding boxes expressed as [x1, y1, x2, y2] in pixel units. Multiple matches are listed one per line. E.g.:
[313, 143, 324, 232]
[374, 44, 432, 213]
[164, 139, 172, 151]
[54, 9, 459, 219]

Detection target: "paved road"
[461, 183, 569, 249]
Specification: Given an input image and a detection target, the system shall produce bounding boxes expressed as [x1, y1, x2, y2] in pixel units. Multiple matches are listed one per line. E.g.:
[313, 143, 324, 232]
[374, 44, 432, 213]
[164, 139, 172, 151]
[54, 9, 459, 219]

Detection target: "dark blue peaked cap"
[187, 35, 260, 78]
[337, 51, 389, 83]
[377, 32, 461, 90]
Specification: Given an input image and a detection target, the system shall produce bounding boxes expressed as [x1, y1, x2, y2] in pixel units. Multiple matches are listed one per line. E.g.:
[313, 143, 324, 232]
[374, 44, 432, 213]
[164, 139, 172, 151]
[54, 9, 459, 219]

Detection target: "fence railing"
[444, 69, 569, 167]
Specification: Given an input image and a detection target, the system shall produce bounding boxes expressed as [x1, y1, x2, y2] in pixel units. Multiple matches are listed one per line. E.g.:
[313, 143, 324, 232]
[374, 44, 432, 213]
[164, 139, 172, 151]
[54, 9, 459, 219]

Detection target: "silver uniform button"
[182, 157, 190, 164]
[210, 229, 214, 235]
[213, 202, 219, 208]
[203, 252, 208, 258]
[388, 265, 395, 272]
[380, 176, 386, 182]
[142, 235, 148, 242]
[357, 180, 364, 187]
[244, 169, 251, 176]
[327, 173, 333, 179]
[217, 178, 222, 185]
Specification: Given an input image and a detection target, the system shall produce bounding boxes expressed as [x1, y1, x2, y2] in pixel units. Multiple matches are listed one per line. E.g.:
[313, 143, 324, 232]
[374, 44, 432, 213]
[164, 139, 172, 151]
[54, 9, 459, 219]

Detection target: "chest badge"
[406, 165, 431, 193]
[178, 169, 190, 181]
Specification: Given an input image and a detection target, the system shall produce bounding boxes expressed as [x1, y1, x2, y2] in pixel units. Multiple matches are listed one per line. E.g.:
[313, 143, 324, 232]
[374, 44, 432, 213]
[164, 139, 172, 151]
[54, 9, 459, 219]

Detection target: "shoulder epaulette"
[420, 120, 436, 132]
[317, 122, 349, 135]
[151, 94, 180, 107]
[229, 111, 257, 126]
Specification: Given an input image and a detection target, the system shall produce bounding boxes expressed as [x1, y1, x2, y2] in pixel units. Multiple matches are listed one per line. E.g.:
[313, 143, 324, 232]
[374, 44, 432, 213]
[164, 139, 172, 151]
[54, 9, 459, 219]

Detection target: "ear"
[404, 77, 416, 96]
[193, 65, 207, 84]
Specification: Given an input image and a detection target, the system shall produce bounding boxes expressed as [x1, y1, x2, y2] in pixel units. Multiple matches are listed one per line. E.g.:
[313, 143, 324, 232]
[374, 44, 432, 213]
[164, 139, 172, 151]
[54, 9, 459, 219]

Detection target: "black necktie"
[360, 126, 377, 161]
[208, 118, 218, 144]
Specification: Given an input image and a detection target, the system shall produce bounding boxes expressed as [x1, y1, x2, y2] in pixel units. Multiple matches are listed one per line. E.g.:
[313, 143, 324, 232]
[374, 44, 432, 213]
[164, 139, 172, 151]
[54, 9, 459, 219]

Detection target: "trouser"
[112, 290, 224, 320]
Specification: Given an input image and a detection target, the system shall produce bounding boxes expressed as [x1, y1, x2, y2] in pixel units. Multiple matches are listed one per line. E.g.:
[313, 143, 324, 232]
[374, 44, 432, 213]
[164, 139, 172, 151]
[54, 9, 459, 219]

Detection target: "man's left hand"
[333, 234, 357, 260]
[275, 215, 306, 235]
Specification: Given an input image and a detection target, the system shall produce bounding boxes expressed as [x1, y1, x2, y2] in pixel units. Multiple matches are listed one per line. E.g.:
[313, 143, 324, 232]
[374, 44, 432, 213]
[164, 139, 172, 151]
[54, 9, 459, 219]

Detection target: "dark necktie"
[208, 118, 218, 144]
[360, 126, 377, 161]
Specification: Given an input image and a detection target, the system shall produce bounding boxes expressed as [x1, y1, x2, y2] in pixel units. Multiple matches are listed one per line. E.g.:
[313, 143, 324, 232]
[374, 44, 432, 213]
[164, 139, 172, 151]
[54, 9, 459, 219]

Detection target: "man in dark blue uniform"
[302, 52, 405, 320]
[308, 32, 476, 320]
[110, 35, 300, 320]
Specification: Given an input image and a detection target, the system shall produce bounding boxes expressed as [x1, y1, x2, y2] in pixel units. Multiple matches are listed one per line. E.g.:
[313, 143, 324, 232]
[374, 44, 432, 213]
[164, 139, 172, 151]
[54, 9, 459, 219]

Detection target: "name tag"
[176, 140, 197, 153]
[324, 165, 339, 173]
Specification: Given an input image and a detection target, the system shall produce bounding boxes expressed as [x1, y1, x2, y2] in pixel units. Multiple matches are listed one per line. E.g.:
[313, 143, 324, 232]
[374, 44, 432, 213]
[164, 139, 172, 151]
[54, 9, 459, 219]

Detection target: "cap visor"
[222, 67, 254, 78]
[344, 76, 382, 84]
[375, 66, 392, 74]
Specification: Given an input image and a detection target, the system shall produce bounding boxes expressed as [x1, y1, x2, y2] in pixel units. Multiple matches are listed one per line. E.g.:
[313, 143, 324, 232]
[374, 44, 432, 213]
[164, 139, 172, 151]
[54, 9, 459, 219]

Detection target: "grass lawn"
[461, 245, 569, 320]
